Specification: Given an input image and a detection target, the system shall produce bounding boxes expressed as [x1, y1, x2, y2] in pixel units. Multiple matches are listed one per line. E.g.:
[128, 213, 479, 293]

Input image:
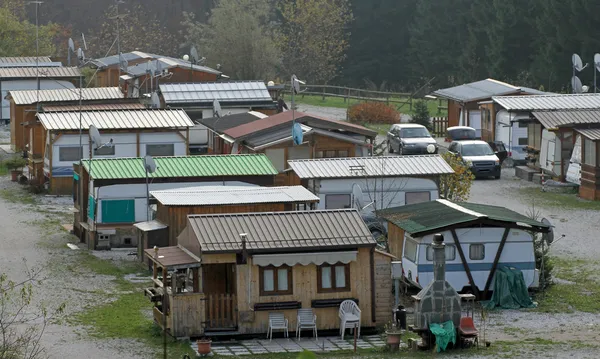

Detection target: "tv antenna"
[143, 155, 158, 222]
[571, 53, 588, 94]
[68, 38, 75, 66]
[594, 53, 600, 93]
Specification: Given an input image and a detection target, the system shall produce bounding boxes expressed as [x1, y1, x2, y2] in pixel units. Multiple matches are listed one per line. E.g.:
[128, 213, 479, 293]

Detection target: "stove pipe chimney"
[432, 233, 445, 282]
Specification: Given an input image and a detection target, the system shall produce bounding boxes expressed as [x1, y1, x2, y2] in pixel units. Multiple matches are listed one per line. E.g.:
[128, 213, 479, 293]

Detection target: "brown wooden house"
[144, 209, 394, 338]
[6, 87, 131, 152]
[200, 111, 377, 186]
[149, 185, 319, 246]
[576, 128, 600, 200]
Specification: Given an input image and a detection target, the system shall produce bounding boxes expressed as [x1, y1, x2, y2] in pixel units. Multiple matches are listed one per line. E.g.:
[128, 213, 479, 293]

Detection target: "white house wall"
[2, 79, 75, 120]
[94, 181, 258, 223]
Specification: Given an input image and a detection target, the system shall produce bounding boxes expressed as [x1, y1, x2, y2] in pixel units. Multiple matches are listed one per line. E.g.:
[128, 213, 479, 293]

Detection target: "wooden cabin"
[6, 87, 130, 152]
[149, 185, 319, 246]
[32, 109, 193, 193]
[200, 111, 377, 186]
[577, 128, 600, 200]
[144, 209, 394, 338]
[73, 154, 278, 250]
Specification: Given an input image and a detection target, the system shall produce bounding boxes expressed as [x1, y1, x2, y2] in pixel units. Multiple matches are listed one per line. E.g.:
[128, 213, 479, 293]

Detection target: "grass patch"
[364, 123, 390, 136]
[0, 161, 8, 176]
[518, 187, 600, 211]
[292, 95, 446, 116]
[535, 257, 600, 313]
[0, 187, 38, 204]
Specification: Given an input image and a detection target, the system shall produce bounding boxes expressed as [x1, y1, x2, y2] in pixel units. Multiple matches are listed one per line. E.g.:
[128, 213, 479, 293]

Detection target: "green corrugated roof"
[82, 154, 278, 180]
[378, 199, 549, 235]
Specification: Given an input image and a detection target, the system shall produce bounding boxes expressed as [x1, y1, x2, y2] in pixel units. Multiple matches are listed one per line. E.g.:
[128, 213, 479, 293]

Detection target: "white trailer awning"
[252, 251, 357, 267]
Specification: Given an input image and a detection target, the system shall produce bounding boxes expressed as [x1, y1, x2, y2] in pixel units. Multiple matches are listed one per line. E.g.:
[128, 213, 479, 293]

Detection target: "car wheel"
[399, 146, 403, 156]
[494, 172, 501, 179]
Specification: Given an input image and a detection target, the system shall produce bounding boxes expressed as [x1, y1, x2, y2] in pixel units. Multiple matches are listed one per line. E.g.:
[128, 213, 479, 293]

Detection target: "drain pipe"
[240, 233, 252, 310]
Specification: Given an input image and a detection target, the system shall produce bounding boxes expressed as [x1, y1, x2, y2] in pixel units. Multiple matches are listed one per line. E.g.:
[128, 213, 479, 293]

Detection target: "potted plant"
[384, 322, 402, 351]
[4, 156, 27, 182]
[196, 337, 212, 355]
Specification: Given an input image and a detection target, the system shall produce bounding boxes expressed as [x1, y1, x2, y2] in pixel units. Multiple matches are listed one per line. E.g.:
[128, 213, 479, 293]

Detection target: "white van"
[495, 110, 529, 163]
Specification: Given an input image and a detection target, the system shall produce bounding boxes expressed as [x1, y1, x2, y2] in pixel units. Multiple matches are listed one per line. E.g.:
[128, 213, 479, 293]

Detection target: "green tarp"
[430, 320, 456, 352]
[483, 266, 536, 310]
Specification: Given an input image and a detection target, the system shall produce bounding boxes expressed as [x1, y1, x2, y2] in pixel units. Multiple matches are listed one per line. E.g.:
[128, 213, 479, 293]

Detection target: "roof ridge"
[436, 199, 487, 218]
[84, 153, 267, 161]
[187, 208, 359, 218]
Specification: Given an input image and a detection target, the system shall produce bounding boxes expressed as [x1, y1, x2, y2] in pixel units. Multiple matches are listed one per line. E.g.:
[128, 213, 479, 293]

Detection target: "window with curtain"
[259, 265, 292, 295]
[584, 138, 597, 166]
[426, 244, 456, 261]
[317, 263, 350, 292]
[469, 244, 485, 260]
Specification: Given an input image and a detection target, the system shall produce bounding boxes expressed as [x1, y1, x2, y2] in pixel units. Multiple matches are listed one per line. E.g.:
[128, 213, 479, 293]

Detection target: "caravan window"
[425, 244, 456, 261]
[469, 244, 485, 260]
[403, 239, 418, 263]
[325, 194, 351, 209]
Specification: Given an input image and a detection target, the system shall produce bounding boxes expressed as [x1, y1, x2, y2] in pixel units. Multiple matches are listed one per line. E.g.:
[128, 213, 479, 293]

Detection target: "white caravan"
[495, 110, 529, 163]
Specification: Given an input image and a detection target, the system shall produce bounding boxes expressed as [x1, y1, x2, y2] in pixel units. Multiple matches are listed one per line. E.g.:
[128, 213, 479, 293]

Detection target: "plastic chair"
[296, 308, 317, 339]
[267, 312, 289, 340]
[338, 300, 361, 339]
[458, 316, 478, 348]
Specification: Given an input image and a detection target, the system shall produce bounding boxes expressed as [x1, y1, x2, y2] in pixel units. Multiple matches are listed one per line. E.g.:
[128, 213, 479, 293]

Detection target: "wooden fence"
[205, 293, 237, 330]
[431, 117, 449, 137]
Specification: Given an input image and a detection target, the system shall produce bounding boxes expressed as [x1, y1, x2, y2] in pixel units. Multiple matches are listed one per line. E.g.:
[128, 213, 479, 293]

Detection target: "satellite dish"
[67, 38, 75, 66]
[155, 61, 162, 76]
[291, 74, 305, 94]
[68, 38, 75, 52]
[77, 48, 84, 62]
[572, 53, 586, 72]
[571, 76, 583, 93]
[150, 92, 160, 109]
[213, 99, 222, 118]
[190, 46, 199, 64]
[292, 122, 303, 145]
[540, 218, 554, 244]
[595, 54, 600, 72]
[351, 183, 365, 210]
[89, 125, 103, 149]
[144, 155, 157, 173]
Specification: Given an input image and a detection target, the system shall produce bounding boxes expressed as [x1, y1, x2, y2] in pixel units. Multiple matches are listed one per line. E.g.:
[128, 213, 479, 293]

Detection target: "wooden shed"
[144, 209, 394, 338]
[577, 128, 600, 200]
[151, 185, 320, 246]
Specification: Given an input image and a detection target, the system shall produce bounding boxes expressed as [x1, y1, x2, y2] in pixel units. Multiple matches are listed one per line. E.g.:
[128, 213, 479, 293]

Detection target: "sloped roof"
[125, 57, 221, 77]
[493, 93, 600, 111]
[42, 103, 145, 112]
[151, 185, 319, 206]
[288, 155, 454, 179]
[37, 109, 193, 130]
[198, 112, 266, 132]
[160, 81, 273, 105]
[432, 79, 520, 103]
[378, 199, 550, 236]
[575, 128, 600, 141]
[0, 56, 52, 64]
[82, 154, 278, 180]
[0, 67, 80, 79]
[532, 110, 600, 129]
[185, 209, 376, 253]
[7, 87, 124, 105]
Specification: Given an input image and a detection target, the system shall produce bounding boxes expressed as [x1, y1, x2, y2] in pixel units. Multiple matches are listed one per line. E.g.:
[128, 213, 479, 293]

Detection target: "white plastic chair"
[296, 308, 317, 339]
[267, 312, 289, 340]
[339, 300, 361, 339]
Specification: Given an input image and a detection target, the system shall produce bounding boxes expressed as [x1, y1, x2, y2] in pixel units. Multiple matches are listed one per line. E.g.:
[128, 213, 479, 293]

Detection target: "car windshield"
[448, 129, 476, 140]
[462, 143, 494, 156]
[400, 128, 431, 138]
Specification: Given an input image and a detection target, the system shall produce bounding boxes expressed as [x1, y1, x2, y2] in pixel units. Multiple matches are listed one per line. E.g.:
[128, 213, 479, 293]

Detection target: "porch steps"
[515, 166, 538, 182]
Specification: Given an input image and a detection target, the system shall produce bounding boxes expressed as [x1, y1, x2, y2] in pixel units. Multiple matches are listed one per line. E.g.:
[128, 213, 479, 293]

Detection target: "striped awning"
[252, 251, 358, 267]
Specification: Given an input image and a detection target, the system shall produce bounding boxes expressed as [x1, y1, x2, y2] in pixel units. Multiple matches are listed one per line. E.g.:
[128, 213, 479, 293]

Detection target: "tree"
[89, 4, 178, 59]
[0, 6, 60, 57]
[410, 100, 431, 129]
[438, 152, 474, 202]
[277, 0, 353, 84]
[1, 264, 65, 359]
[181, 0, 280, 80]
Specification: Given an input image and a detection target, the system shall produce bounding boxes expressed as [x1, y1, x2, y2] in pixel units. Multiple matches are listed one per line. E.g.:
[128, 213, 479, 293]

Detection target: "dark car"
[445, 126, 478, 142]
[488, 141, 508, 165]
[448, 140, 502, 179]
[387, 124, 438, 155]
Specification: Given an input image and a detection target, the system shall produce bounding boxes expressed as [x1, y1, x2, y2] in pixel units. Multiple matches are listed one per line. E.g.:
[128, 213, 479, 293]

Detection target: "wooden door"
[203, 264, 237, 330]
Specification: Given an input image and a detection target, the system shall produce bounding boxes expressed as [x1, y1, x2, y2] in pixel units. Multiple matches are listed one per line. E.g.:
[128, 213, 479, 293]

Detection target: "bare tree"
[277, 0, 353, 84]
[181, 0, 280, 80]
[0, 262, 65, 359]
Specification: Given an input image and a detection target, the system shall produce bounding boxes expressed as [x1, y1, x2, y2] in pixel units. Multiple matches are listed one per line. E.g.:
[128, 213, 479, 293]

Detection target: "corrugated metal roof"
[288, 155, 454, 179]
[198, 112, 265, 133]
[151, 185, 319, 206]
[43, 103, 146, 112]
[186, 209, 376, 253]
[378, 199, 550, 236]
[493, 93, 600, 111]
[8, 87, 124, 105]
[576, 128, 600, 141]
[37, 109, 193, 130]
[126, 58, 221, 78]
[82, 154, 278, 180]
[89, 51, 154, 68]
[0, 56, 52, 64]
[160, 81, 272, 104]
[0, 67, 80, 79]
[532, 110, 600, 129]
[0, 62, 62, 68]
[432, 79, 520, 103]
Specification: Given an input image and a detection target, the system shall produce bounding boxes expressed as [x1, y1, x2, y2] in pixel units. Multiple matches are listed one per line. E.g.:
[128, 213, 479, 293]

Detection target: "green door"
[101, 199, 135, 223]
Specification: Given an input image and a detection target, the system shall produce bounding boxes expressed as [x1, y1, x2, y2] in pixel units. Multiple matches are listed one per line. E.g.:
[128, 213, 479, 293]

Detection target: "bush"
[410, 100, 431, 129]
[439, 152, 474, 202]
[347, 102, 400, 125]
[3, 156, 27, 171]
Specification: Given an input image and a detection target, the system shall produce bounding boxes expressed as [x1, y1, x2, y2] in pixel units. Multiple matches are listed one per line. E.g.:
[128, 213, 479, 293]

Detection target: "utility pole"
[115, 0, 125, 81]
[30, 1, 43, 111]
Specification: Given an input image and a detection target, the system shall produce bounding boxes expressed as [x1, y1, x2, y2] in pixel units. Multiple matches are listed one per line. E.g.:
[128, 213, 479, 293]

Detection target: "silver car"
[387, 124, 437, 155]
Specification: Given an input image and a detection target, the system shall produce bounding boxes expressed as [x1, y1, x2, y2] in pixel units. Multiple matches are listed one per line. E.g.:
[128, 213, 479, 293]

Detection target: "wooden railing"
[431, 117, 449, 137]
[205, 293, 237, 329]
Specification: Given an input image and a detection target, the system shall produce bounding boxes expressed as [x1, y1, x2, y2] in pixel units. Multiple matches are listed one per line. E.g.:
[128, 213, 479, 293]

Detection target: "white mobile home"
[494, 110, 529, 163]
[287, 156, 454, 236]
[381, 199, 551, 297]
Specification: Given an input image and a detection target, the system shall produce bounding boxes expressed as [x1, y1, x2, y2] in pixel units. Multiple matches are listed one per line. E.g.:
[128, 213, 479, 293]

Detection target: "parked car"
[445, 126, 478, 142]
[488, 141, 508, 165]
[387, 124, 437, 155]
[448, 140, 501, 179]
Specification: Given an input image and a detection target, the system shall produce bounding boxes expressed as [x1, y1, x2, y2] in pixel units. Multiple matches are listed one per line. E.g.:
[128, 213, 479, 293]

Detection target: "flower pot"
[386, 331, 401, 351]
[10, 170, 22, 182]
[197, 339, 212, 355]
